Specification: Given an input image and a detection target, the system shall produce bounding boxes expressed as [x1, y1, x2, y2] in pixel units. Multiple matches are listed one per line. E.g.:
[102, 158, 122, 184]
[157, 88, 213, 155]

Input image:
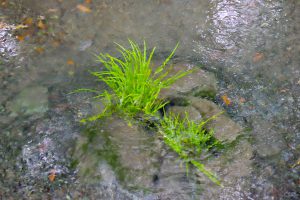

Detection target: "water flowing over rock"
[6, 85, 48, 116]
[160, 63, 218, 99]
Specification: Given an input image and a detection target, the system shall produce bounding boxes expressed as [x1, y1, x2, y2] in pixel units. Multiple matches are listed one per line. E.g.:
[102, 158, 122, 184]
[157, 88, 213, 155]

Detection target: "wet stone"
[6, 85, 48, 116]
[159, 63, 218, 99]
[156, 151, 200, 200]
[251, 119, 286, 157]
[166, 105, 202, 123]
[75, 116, 161, 191]
[199, 139, 253, 199]
[190, 97, 243, 142]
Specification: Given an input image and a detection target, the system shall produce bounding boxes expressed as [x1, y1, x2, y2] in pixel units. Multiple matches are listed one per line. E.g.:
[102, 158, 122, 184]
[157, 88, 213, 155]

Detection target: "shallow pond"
[0, 0, 299, 199]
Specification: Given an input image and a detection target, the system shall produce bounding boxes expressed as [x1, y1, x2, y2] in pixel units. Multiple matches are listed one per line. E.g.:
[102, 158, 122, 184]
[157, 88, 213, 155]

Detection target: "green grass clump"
[83, 40, 191, 121]
[159, 112, 223, 186]
[77, 40, 223, 185]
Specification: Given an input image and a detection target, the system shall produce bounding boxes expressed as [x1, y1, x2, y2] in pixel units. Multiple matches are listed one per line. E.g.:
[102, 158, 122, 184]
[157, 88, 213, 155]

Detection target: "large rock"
[251, 118, 286, 157]
[166, 105, 202, 122]
[199, 139, 253, 199]
[159, 63, 218, 99]
[190, 97, 243, 142]
[156, 151, 198, 200]
[75, 116, 161, 190]
[6, 85, 48, 116]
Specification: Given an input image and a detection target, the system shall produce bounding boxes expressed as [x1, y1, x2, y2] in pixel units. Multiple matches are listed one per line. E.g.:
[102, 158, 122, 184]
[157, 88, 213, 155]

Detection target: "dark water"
[0, 0, 299, 199]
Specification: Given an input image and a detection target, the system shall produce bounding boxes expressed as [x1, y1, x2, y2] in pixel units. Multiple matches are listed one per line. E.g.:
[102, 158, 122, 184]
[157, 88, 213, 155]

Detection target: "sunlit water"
[0, 0, 299, 199]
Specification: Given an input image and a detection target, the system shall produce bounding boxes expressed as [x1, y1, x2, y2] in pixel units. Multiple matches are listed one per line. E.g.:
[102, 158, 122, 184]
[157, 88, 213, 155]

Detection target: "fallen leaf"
[48, 169, 56, 182]
[14, 24, 28, 30]
[1, 0, 7, 6]
[67, 59, 75, 65]
[23, 17, 33, 25]
[16, 35, 25, 42]
[85, 0, 92, 3]
[253, 52, 264, 62]
[221, 95, 231, 106]
[35, 47, 44, 54]
[37, 20, 46, 29]
[77, 4, 91, 13]
[52, 40, 61, 47]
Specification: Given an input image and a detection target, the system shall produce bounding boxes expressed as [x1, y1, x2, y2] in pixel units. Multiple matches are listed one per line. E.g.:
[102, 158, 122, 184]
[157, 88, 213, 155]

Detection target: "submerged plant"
[82, 40, 191, 121]
[158, 112, 223, 186]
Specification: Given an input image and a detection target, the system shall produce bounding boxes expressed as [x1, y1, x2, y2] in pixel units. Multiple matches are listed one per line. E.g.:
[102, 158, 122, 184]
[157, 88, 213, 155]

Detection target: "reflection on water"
[0, 0, 299, 199]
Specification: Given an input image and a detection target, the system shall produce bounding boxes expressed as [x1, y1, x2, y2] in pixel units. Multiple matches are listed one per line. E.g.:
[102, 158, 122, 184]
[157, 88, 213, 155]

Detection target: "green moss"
[194, 90, 216, 100]
[83, 125, 128, 183]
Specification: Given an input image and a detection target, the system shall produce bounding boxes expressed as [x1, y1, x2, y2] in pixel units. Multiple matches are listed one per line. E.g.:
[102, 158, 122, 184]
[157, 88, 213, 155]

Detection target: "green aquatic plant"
[81, 40, 191, 122]
[77, 40, 223, 185]
[158, 112, 223, 186]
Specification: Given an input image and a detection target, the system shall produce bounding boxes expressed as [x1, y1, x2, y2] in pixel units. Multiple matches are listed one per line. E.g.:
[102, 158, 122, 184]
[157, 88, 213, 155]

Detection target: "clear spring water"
[0, 0, 299, 199]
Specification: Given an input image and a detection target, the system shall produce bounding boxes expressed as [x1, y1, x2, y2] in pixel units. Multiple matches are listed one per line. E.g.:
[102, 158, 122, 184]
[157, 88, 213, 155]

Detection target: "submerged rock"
[251, 118, 286, 157]
[157, 151, 199, 200]
[199, 139, 253, 199]
[75, 116, 161, 191]
[165, 96, 243, 142]
[190, 97, 243, 142]
[166, 105, 202, 122]
[6, 85, 48, 116]
[159, 63, 218, 99]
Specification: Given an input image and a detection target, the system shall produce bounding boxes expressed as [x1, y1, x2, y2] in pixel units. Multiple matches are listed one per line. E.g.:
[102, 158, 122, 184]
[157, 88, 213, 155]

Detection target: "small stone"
[166, 105, 202, 123]
[159, 63, 218, 99]
[190, 97, 243, 142]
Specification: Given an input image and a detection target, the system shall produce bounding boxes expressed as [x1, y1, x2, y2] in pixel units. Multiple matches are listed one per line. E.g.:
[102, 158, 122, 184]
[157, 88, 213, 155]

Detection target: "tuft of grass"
[158, 112, 224, 186]
[82, 40, 192, 121]
[76, 40, 224, 185]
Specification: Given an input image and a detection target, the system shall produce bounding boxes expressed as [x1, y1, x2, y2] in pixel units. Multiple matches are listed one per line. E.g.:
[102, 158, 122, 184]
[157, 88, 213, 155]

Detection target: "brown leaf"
[253, 52, 264, 62]
[23, 17, 33, 26]
[77, 4, 91, 13]
[48, 169, 56, 182]
[85, 0, 92, 3]
[52, 40, 61, 47]
[221, 95, 231, 106]
[35, 47, 44, 54]
[16, 35, 25, 42]
[37, 20, 46, 29]
[67, 59, 75, 65]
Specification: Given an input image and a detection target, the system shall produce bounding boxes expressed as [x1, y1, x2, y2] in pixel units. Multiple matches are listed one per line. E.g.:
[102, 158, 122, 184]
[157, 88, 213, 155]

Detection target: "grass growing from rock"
[83, 40, 191, 121]
[159, 112, 223, 185]
[79, 40, 223, 185]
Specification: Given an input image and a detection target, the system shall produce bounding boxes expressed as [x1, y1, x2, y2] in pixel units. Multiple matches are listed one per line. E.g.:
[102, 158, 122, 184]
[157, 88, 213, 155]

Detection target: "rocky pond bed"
[1, 61, 254, 199]
[1, 0, 300, 199]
